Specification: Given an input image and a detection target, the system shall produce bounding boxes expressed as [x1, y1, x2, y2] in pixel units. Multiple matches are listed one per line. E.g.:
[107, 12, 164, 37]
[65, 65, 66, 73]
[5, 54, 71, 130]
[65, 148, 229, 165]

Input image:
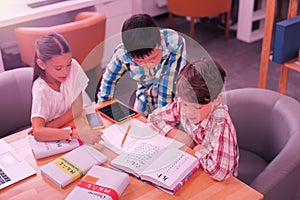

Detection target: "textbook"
[66, 165, 130, 200]
[28, 135, 83, 159]
[41, 145, 108, 188]
[110, 139, 200, 194]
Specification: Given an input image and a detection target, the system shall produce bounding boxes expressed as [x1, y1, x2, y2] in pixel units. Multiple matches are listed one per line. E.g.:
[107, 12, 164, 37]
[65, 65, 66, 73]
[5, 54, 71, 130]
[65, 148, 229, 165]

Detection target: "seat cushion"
[238, 149, 268, 185]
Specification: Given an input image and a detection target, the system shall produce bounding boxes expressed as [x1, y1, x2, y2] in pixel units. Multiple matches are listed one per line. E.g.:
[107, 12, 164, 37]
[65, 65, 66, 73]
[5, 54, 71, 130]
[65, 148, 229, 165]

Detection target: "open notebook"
[0, 139, 36, 190]
[101, 119, 184, 154]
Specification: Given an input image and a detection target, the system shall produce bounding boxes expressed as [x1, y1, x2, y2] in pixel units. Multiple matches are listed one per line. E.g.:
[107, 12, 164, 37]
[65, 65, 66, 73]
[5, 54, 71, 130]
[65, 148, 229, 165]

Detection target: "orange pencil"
[121, 125, 131, 147]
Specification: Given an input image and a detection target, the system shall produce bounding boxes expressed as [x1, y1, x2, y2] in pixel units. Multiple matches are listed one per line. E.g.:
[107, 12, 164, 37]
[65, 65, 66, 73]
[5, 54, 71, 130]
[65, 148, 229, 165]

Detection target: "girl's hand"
[27, 129, 33, 136]
[77, 128, 103, 145]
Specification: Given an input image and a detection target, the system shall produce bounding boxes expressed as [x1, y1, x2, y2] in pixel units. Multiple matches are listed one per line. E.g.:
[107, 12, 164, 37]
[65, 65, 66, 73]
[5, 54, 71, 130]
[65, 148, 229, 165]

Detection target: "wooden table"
[1, 108, 264, 200]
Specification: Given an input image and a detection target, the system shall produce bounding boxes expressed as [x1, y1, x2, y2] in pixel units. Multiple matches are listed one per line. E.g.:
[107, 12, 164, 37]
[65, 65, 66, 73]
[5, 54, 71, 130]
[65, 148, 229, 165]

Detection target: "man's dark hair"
[176, 58, 226, 105]
[121, 14, 161, 59]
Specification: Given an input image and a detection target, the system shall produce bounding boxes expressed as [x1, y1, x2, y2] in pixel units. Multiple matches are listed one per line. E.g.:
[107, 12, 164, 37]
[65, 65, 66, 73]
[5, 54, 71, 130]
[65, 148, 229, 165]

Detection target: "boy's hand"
[193, 144, 202, 152]
[166, 128, 195, 148]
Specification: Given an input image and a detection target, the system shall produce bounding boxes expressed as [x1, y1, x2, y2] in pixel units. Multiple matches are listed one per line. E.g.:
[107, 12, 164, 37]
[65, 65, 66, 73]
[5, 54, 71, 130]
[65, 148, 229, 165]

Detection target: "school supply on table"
[0, 139, 36, 190]
[28, 135, 83, 159]
[120, 125, 131, 147]
[110, 139, 200, 194]
[85, 112, 104, 130]
[65, 165, 130, 200]
[41, 144, 107, 188]
[96, 100, 139, 123]
[101, 119, 184, 154]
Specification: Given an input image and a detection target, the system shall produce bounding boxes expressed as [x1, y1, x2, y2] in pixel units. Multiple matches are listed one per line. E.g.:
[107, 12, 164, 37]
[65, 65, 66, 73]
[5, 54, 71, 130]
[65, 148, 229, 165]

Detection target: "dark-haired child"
[148, 58, 239, 181]
[97, 13, 186, 116]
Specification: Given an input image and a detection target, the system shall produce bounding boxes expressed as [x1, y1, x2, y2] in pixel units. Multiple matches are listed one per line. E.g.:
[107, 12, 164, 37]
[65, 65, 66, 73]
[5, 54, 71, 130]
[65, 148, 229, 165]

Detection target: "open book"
[110, 139, 200, 194]
[41, 145, 107, 188]
[66, 165, 130, 200]
[28, 135, 83, 159]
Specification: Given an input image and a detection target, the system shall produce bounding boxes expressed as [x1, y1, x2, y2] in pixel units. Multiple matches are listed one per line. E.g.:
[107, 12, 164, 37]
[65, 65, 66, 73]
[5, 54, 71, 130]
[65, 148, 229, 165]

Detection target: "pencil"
[121, 125, 131, 147]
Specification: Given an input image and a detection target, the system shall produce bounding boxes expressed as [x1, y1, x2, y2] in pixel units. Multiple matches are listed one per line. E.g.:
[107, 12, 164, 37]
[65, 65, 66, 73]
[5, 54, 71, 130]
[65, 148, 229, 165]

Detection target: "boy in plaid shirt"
[148, 58, 239, 181]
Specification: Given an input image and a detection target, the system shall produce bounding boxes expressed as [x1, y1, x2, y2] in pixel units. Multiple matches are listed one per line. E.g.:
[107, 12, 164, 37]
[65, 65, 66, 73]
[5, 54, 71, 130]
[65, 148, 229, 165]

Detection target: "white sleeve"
[31, 81, 51, 121]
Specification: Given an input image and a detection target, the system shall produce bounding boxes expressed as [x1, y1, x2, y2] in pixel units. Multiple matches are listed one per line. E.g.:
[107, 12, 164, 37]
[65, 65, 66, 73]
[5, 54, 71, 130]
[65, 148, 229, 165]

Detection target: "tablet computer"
[97, 101, 139, 123]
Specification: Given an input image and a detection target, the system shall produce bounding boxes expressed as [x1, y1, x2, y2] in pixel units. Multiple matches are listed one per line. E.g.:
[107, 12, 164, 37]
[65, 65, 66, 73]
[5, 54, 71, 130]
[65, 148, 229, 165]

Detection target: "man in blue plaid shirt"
[97, 14, 186, 116]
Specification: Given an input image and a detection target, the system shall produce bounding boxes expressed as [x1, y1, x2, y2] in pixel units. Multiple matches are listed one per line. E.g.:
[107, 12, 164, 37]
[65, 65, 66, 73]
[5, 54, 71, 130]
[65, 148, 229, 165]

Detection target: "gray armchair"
[0, 67, 33, 137]
[225, 88, 300, 200]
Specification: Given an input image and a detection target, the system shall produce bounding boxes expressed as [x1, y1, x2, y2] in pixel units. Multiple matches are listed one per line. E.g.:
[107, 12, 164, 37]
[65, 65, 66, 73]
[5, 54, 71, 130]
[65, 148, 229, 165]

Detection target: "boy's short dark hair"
[176, 58, 226, 105]
[121, 14, 161, 59]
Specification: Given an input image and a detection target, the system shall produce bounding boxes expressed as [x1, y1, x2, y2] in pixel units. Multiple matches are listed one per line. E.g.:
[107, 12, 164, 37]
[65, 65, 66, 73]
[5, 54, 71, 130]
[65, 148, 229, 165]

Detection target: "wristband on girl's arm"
[64, 126, 76, 143]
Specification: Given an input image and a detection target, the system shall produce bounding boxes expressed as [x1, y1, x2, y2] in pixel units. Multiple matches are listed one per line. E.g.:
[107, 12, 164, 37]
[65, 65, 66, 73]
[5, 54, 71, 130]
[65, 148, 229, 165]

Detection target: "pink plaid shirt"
[147, 99, 239, 181]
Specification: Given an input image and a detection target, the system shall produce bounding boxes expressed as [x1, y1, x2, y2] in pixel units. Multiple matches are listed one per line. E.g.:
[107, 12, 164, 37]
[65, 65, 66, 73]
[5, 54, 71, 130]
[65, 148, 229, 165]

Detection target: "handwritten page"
[110, 139, 199, 192]
[111, 139, 163, 174]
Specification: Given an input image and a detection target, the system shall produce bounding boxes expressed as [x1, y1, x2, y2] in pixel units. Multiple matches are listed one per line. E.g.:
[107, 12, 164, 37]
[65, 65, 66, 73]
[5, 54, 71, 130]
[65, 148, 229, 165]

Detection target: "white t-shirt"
[31, 59, 89, 122]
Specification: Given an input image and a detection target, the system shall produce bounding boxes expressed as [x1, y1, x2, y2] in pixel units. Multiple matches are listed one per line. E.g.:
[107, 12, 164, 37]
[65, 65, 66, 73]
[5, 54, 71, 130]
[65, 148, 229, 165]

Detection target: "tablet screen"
[97, 101, 139, 122]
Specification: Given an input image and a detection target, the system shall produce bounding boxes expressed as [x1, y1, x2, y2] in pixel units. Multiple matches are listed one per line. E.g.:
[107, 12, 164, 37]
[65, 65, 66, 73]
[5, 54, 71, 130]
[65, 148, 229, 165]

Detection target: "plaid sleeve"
[136, 82, 150, 116]
[136, 36, 186, 116]
[147, 100, 181, 135]
[97, 49, 127, 102]
[196, 108, 239, 181]
[158, 30, 186, 107]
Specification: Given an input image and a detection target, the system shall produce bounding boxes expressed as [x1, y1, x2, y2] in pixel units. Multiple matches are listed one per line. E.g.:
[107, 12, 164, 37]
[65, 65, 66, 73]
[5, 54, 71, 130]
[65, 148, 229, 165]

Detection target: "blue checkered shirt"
[97, 29, 186, 116]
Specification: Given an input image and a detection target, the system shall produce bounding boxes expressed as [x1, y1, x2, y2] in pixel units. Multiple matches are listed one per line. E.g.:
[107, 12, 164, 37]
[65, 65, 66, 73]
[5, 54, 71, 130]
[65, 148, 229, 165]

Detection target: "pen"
[121, 125, 131, 147]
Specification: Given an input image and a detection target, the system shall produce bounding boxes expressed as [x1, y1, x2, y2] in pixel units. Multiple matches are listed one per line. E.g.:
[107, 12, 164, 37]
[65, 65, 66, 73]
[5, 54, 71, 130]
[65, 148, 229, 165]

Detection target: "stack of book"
[41, 144, 107, 188]
[66, 165, 130, 200]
